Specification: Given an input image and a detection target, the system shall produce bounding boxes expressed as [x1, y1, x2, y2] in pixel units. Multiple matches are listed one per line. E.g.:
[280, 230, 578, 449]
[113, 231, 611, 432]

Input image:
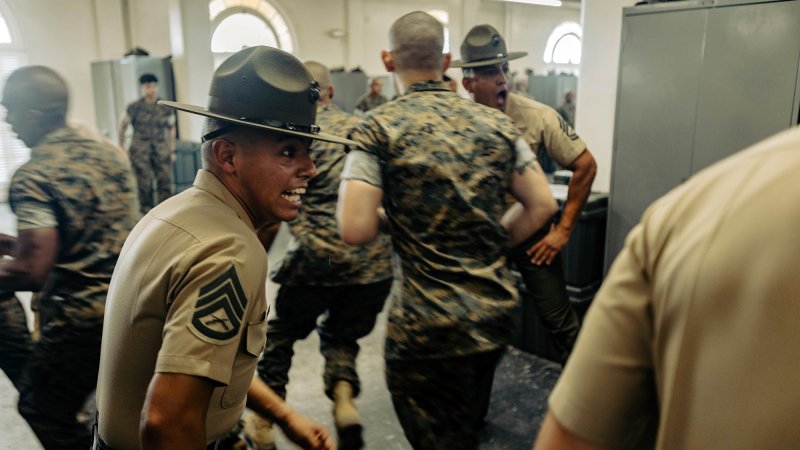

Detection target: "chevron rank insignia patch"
[191, 265, 248, 341]
[558, 114, 580, 141]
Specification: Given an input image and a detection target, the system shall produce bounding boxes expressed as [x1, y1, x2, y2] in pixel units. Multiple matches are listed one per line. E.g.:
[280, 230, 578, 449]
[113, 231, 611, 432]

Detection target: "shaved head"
[389, 11, 444, 72]
[2, 66, 69, 146]
[304, 61, 332, 91]
[303, 60, 334, 104]
[3, 66, 68, 118]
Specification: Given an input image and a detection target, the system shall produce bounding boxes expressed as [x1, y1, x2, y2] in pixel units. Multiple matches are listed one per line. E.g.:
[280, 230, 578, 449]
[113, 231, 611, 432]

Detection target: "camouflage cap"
[451, 24, 528, 68]
[160, 46, 355, 146]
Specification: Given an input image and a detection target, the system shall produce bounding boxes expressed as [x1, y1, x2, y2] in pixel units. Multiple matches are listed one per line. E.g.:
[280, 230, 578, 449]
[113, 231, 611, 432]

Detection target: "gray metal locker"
[605, 0, 800, 272]
[330, 71, 368, 114]
[91, 56, 176, 144]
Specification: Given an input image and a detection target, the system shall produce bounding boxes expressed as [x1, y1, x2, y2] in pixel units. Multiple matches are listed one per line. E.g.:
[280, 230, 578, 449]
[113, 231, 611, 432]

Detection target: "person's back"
[356, 87, 521, 359]
[542, 125, 800, 449]
[274, 102, 392, 283]
[250, 63, 394, 447]
[1, 65, 139, 449]
[338, 13, 557, 448]
[10, 126, 139, 313]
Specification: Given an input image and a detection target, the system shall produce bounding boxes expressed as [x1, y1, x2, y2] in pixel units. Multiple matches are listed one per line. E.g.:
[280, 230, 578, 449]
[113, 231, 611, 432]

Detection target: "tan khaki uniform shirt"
[96, 170, 268, 449]
[505, 92, 585, 167]
[549, 126, 800, 449]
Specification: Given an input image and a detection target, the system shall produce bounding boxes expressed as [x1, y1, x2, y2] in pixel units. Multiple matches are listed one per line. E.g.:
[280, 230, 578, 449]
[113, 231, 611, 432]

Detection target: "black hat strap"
[200, 119, 320, 143]
[201, 125, 234, 143]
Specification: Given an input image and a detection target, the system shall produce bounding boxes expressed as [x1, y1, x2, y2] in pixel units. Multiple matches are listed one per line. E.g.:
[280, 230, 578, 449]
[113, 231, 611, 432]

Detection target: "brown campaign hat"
[451, 24, 527, 68]
[160, 46, 355, 146]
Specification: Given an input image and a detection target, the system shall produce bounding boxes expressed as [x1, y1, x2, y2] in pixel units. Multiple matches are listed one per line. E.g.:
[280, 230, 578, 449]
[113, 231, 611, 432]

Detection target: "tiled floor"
[0, 209, 559, 449]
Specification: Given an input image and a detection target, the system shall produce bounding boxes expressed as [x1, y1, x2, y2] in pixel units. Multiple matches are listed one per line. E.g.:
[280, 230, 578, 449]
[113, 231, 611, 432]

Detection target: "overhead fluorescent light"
[493, 0, 563, 7]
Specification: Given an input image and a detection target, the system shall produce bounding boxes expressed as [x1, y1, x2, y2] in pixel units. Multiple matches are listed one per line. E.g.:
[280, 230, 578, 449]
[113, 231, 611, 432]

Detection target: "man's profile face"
[463, 62, 510, 112]
[1, 89, 37, 147]
[233, 130, 317, 225]
[140, 82, 158, 100]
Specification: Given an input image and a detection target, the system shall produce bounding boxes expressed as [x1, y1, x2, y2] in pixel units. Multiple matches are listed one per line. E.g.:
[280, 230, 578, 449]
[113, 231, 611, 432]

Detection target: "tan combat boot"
[242, 411, 276, 450]
[332, 380, 364, 450]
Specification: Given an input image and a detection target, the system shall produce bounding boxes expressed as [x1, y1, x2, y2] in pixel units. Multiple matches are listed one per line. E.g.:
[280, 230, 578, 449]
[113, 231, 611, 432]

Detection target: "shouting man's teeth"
[280, 187, 306, 202]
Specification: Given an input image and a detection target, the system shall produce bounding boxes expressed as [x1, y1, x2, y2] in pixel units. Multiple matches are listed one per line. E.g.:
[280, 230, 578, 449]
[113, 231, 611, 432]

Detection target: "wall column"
[168, 0, 214, 141]
[575, 0, 637, 192]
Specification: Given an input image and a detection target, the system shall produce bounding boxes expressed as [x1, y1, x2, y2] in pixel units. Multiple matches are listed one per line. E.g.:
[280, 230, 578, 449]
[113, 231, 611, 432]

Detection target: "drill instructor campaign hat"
[451, 24, 528, 68]
[159, 46, 355, 146]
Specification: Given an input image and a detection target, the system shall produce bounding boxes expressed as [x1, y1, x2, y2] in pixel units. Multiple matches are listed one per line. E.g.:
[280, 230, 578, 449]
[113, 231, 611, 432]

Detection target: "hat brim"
[450, 51, 528, 68]
[159, 100, 358, 147]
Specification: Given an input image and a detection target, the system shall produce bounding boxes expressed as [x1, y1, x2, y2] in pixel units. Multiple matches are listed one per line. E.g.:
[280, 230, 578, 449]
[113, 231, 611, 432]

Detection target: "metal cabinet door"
[605, 8, 707, 270]
[691, 0, 800, 173]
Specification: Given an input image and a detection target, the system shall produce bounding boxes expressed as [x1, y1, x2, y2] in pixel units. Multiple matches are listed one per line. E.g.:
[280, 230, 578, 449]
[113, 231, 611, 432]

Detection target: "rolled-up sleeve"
[341, 150, 382, 188]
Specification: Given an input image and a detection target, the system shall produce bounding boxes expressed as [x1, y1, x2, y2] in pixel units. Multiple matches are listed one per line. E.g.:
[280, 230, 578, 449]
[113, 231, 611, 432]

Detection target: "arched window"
[426, 9, 449, 54]
[0, 3, 27, 201]
[209, 0, 294, 68]
[543, 22, 581, 65]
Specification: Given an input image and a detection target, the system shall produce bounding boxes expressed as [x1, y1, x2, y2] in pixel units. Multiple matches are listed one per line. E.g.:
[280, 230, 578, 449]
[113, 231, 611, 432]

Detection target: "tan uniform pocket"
[245, 317, 267, 357]
[220, 317, 267, 409]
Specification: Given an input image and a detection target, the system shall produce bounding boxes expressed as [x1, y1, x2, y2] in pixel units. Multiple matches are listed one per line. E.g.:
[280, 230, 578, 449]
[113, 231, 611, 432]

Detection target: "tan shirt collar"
[192, 169, 256, 231]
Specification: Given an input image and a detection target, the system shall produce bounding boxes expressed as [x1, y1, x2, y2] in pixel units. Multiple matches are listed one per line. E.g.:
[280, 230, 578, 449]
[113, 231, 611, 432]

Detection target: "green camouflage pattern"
[9, 126, 140, 321]
[272, 103, 392, 286]
[0, 292, 31, 389]
[349, 80, 521, 361]
[355, 93, 388, 113]
[127, 98, 174, 212]
[385, 349, 503, 449]
[9, 126, 138, 449]
[127, 97, 173, 142]
[257, 280, 391, 400]
[18, 315, 103, 449]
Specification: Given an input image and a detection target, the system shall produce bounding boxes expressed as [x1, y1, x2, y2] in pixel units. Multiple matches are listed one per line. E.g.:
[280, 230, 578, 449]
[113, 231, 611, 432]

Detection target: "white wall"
[504, 3, 581, 76]
[575, 0, 637, 192]
[0, 0, 587, 139]
[129, 0, 174, 57]
[3, 0, 127, 127]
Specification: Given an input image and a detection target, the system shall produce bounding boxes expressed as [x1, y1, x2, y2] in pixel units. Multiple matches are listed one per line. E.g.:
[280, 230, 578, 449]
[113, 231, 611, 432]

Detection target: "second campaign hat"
[451, 24, 528, 68]
[160, 46, 355, 146]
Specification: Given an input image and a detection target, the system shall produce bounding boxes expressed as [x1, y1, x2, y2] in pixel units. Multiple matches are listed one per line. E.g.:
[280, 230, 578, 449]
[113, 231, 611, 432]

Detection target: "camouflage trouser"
[385, 349, 504, 450]
[18, 312, 103, 450]
[129, 138, 172, 213]
[511, 227, 580, 365]
[0, 292, 31, 389]
[257, 279, 392, 399]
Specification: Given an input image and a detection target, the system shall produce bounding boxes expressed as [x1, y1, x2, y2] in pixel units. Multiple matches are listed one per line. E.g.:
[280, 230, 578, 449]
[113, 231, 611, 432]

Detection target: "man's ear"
[211, 139, 237, 174]
[461, 76, 473, 94]
[381, 50, 394, 73]
[442, 52, 452, 72]
[328, 85, 335, 101]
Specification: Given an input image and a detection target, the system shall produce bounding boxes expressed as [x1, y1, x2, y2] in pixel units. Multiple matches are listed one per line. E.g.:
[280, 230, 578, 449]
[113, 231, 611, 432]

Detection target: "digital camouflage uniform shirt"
[9, 126, 139, 320]
[343, 80, 535, 361]
[355, 93, 388, 113]
[272, 103, 392, 286]
[127, 97, 175, 142]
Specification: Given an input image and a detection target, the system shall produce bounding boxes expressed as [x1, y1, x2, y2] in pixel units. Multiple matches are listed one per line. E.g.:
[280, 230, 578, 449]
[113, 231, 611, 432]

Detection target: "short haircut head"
[389, 11, 444, 72]
[303, 61, 332, 91]
[3, 65, 69, 121]
[139, 73, 158, 85]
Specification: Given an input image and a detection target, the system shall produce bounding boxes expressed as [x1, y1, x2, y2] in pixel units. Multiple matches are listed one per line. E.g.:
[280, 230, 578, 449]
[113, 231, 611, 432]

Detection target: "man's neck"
[393, 70, 442, 95]
[29, 122, 66, 147]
